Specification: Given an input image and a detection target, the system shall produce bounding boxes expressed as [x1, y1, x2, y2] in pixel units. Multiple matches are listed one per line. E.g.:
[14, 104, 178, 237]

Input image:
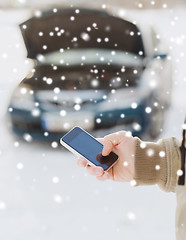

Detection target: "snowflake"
[20, 87, 27, 94]
[126, 131, 132, 137]
[74, 104, 81, 111]
[123, 161, 128, 167]
[37, 54, 45, 62]
[92, 23, 97, 28]
[140, 142, 146, 149]
[53, 96, 58, 101]
[34, 102, 39, 107]
[22, 24, 27, 29]
[133, 122, 141, 131]
[0, 202, 6, 210]
[131, 102, 138, 109]
[31, 109, 40, 117]
[130, 180, 137, 186]
[54, 87, 60, 94]
[34, 10, 42, 17]
[53, 66, 57, 70]
[23, 133, 32, 142]
[17, 162, 24, 170]
[154, 102, 159, 107]
[182, 123, 186, 130]
[38, 32, 43, 36]
[42, 45, 47, 50]
[60, 110, 66, 117]
[149, 80, 157, 88]
[51, 142, 58, 148]
[53, 8, 58, 13]
[145, 107, 152, 114]
[159, 151, 165, 157]
[70, 16, 75, 21]
[177, 170, 183, 176]
[81, 56, 86, 61]
[84, 118, 89, 124]
[52, 176, 59, 184]
[80, 32, 90, 41]
[96, 118, 101, 124]
[138, 3, 143, 8]
[127, 212, 136, 220]
[46, 78, 53, 85]
[53, 194, 63, 203]
[121, 67, 125, 72]
[72, 37, 77, 42]
[103, 95, 107, 100]
[147, 148, 154, 157]
[2, 53, 8, 58]
[75, 97, 82, 104]
[155, 165, 160, 170]
[162, 4, 167, 8]
[151, 1, 155, 5]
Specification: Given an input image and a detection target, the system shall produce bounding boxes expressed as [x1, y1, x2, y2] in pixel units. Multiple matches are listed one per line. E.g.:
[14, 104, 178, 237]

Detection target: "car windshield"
[37, 49, 144, 67]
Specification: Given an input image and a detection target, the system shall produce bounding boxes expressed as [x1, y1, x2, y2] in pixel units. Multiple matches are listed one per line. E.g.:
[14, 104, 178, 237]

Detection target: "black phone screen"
[62, 127, 118, 171]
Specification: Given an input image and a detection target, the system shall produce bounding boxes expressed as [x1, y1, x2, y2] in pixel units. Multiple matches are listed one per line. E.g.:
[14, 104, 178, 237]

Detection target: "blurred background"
[0, 0, 186, 240]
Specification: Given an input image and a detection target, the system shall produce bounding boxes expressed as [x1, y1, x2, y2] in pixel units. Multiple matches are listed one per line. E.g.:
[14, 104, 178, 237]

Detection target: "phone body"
[60, 126, 118, 171]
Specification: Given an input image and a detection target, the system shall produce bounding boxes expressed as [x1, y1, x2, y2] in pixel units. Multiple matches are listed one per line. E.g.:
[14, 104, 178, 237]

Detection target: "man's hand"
[76, 131, 135, 182]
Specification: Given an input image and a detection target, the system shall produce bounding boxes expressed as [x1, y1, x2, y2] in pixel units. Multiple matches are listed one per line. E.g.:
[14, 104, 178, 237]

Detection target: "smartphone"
[60, 126, 118, 171]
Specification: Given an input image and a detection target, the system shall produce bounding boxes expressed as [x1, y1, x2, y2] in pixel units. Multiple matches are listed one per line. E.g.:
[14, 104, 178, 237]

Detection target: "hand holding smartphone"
[60, 126, 118, 171]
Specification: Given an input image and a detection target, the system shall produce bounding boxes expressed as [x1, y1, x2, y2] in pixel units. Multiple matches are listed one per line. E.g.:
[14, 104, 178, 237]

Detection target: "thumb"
[102, 132, 123, 156]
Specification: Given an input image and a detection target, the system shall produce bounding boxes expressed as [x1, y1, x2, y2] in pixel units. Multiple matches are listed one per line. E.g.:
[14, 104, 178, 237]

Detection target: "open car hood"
[20, 8, 145, 59]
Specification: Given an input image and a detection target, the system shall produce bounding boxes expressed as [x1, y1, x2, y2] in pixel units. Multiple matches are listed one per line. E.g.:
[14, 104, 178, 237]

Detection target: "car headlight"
[10, 84, 35, 110]
[98, 87, 150, 111]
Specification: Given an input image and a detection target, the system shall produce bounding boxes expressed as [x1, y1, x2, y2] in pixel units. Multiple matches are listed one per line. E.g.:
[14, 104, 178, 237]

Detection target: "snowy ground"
[0, 7, 186, 240]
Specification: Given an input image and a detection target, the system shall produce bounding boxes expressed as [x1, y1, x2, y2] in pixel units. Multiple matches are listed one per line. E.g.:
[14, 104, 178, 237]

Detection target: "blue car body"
[8, 8, 172, 141]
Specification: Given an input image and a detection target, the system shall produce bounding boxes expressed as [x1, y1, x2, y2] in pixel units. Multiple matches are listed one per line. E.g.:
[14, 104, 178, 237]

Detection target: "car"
[8, 7, 172, 142]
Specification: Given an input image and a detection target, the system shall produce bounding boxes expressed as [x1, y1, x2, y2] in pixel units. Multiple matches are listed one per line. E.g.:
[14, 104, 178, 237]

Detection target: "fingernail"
[102, 150, 107, 156]
[95, 168, 103, 176]
[102, 172, 109, 180]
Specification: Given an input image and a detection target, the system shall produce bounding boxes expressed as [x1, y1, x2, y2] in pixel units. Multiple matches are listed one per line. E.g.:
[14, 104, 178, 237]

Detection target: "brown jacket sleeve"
[134, 137, 181, 192]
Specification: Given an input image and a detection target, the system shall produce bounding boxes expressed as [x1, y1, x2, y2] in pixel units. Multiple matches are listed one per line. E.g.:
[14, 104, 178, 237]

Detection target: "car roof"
[20, 7, 145, 59]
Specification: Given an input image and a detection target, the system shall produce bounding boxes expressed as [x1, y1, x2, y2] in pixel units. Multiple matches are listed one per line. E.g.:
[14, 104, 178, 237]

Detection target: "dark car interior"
[20, 8, 145, 59]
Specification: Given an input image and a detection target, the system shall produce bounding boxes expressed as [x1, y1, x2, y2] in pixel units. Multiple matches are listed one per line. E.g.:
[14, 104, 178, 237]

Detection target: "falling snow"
[0, 202, 6, 210]
[0, 5, 185, 240]
[147, 148, 154, 157]
[177, 169, 183, 176]
[53, 194, 63, 203]
[51, 141, 58, 148]
[52, 176, 60, 184]
[17, 162, 24, 170]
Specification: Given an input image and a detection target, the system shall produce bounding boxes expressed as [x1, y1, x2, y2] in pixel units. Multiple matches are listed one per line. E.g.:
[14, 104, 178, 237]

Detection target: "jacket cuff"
[134, 137, 181, 192]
